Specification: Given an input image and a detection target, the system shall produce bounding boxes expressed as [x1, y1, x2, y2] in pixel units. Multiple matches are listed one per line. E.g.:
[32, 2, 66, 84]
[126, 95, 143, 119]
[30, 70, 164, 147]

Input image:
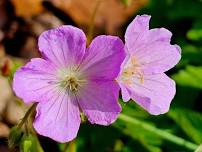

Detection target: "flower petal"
[80, 35, 125, 80]
[33, 91, 80, 142]
[138, 44, 181, 74]
[119, 82, 131, 102]
[78, 80, 121, 125]
[125, 15, 181, 74]
[120, 73, 175, 115]
[13, 58, 59, 104]
[125, 15, 150, 53]
[38, 25, 86, 67]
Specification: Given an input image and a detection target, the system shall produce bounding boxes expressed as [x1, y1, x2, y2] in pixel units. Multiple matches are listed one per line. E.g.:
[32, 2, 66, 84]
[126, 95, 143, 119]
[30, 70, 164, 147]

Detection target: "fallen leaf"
[51, 0, 148, 34]
[4, 98, 27, 125]
[0, 122, 10, 138]
[12, 0, 44, 18]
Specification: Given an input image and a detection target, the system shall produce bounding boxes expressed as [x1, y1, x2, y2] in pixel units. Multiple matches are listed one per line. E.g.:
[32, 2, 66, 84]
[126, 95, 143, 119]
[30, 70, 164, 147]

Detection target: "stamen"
[61, 76, 86, 92]
[58, 66, 87, 92]
[121, 56, 144, 85]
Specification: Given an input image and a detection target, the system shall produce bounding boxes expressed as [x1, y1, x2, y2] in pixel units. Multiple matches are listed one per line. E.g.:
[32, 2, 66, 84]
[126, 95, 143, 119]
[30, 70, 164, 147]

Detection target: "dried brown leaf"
[51, 0, 148, 34]
[12, 0, 44, 18]
[4, 99, 27, 125]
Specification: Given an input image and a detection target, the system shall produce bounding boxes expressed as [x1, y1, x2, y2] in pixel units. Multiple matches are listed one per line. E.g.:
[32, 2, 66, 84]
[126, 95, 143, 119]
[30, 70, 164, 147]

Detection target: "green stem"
[69, 139, 76, 152]
[118, 113, 198, 151]
[62, 140, 76, 152]
[17, 103, 37, 129]
[63, 142, 69, 152]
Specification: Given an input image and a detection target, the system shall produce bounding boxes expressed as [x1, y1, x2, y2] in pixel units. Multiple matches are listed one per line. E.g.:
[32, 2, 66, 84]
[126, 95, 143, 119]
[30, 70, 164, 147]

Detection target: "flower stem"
[17, 103, 37, 129]
[118, 113, 198, 151]
[87, 0, 102, 43]
[63, 139, 76, 152]
[69, 139, 76, 152]
[62, 143, 68, 152]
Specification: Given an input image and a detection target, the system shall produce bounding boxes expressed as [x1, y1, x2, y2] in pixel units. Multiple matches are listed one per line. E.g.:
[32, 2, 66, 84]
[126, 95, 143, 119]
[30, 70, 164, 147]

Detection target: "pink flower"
[13, 26, 125, 142]
[118, 15, 181, 115]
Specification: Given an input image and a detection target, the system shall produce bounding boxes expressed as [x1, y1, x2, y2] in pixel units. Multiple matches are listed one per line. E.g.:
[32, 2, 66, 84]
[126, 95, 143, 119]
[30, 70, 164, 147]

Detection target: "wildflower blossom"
[13, 26, 125, 142]
[118, 15, 181, 115]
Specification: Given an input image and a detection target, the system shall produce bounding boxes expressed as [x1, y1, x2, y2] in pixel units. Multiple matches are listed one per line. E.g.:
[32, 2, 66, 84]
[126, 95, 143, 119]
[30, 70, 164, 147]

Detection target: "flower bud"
[20, 134, 44, 152]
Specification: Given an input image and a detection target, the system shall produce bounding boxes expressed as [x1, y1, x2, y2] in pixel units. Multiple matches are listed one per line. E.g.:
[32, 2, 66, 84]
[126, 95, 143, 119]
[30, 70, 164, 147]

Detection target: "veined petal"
[137, 44, 181, 74]
[38, 25, 86, 67]
[33, 91, 80, 142]
[125, 15, 150, 54]
[125, 15, 181, 74]
[13, 58, 59, 104]
[119, 82, 131, 102]
[78, 80, 121, 125]
[79, 35, 125, 80]
[119, 73, 175, 115]
[127, 28, 172, 54]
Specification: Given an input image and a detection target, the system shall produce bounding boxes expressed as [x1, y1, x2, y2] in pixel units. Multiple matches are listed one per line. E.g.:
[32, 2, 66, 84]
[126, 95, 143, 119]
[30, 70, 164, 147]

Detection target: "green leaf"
[20, 134, 44, 152]
[120, 100, 150, 119]
[168, 108, 202, 144]
[172, 66, 202, 89]
[8, 126, 23, 149]
[114, 115, 162, 152]
[187, 19, 202, 41]
[187, 29, 202, 41]
[187, 18, 202, 41]
[180, 45, 202, 66]
[166, 0, 202, 19]
[23, 140, 32, 152]
[8, 59, 23, 81]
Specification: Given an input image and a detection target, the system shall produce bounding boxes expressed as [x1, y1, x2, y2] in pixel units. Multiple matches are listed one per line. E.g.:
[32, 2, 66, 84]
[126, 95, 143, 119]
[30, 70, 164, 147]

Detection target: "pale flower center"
[59, 67, 86, 92]
[121, 56, 144, 85]
[63, 76, 86, 92]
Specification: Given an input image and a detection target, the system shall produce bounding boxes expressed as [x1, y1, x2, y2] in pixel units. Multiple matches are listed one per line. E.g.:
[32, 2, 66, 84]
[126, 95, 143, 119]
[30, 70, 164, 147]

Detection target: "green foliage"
[8, 126, 23, 149]
[168, 108, 202, 144]
[20, 134, 44, 152]
[114, 119, 162, 152]
[9, 59, 23, 80]
[187, 29, 202, 41]
[180, 45, 202, 66]
[172, 66, 202, 89]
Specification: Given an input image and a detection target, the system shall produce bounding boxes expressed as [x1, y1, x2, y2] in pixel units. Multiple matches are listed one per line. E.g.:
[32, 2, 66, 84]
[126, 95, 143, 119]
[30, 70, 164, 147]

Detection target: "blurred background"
[0, 0, 202, 152]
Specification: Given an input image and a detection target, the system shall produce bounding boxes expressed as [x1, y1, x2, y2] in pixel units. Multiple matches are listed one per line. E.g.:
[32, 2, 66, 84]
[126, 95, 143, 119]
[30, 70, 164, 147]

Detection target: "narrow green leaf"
[187, 19, 202, 41]
[115, 113, 162, 152]
[187, 29, 202, 41]
[168, 108, 202, 144]
[172, 66, 202, 89]
[8, 126, 23, 149]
